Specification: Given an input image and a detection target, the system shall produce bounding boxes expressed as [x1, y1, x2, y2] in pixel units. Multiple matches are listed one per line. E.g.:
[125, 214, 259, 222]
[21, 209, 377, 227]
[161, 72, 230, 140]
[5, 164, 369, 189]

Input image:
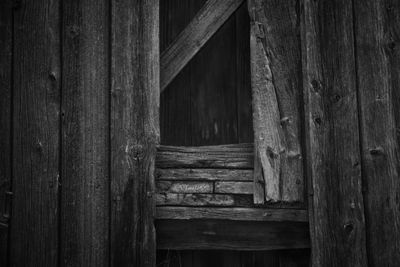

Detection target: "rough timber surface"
[11, 0, 60, 265]
[248, 0, 304, 204]
[111, 0, 159, 266]
[354, 0, 400, 265]
[302, 0, 368, 266]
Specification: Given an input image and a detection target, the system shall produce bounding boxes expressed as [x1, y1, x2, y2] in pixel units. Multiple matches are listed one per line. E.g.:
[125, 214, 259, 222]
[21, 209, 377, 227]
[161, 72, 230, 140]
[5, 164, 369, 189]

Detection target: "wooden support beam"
[302, 0, 368, 266]
[248, 0, 304, 204]
[161, 0, 244, 91]
[156, 143, 253, 169]
[11, 0, 61, 265]
[111, 0, 159, 266]
[0, 0, 12, 264]
[354, 0, 400, 265]
[61, 0, 110, 266]
[156, 207, 308, 222]
[156, 219, 310, 250]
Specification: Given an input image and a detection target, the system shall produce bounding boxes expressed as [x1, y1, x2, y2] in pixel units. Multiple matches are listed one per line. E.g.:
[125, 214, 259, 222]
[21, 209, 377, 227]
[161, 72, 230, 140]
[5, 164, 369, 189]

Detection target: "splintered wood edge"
[156, 207, 308, 222]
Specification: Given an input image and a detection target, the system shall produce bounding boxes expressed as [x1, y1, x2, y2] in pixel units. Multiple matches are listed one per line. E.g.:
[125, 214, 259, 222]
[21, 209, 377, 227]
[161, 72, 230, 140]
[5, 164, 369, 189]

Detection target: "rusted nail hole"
[333, 94, 341, 103]
[369, 146, 384, 156]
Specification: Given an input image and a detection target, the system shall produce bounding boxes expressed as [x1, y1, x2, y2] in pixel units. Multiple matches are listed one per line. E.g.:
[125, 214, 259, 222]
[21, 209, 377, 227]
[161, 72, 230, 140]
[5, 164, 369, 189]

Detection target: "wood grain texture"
[354, 0, 400, 265]
[156, 193, 252, 207]
[248, 0, 304, 204]
[156, 168, 253, 181]
[156, 207, 308, 222]
[157, 249, 310, 267]
[156, 144, 253, 169]
[156, 181, 213, 193]
[11, 0, 60, 265]
[111, 0, 159, 265]
[236, 4, 253, 144]
[156, 219, 309, 250]
[161, 0, 244, 91]
[160, 0, 205, 146]
[302, 0, 368, 266]
[190, 13, 239, 146]
[0, 0, 12, 264]
[61, 0, 109, 266]
[215, 181, 253, 194]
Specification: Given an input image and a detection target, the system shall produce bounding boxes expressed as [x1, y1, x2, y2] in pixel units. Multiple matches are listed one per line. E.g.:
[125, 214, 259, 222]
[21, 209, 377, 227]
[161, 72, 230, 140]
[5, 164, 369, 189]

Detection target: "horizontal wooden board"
[156, 219, 310, 250]
[156, 193, 252, 207]
[156, 143, 253, 169]
[214, 181, 253, 194]
[156, 168, 253, 181]
[156, 181, 213, 193]
[156, 207, 308, 222]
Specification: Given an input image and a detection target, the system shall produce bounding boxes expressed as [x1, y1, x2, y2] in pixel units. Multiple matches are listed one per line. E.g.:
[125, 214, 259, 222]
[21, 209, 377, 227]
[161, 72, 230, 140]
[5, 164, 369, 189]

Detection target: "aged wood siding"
[302, 0, 368, 266]
[111, 0, 159, 266]
[0, 0, 12, 264]
[10, 0, 61, 266]
[354, 0, 400, 265]
[248, 0, 304, 204]
[61, 0, 110, 266]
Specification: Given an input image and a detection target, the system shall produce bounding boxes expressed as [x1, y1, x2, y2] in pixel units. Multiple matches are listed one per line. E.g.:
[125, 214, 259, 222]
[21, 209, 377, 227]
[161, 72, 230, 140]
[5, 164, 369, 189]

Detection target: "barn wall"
[0, 0, 399, 266]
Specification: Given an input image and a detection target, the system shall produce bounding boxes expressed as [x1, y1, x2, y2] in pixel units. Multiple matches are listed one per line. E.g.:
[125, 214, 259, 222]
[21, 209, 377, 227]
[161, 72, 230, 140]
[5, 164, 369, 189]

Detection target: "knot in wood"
[126, 142, 145, 161]
[343, 222, 354, 235]
[68, 25, 80, 38]
[310, 80, 322, 92]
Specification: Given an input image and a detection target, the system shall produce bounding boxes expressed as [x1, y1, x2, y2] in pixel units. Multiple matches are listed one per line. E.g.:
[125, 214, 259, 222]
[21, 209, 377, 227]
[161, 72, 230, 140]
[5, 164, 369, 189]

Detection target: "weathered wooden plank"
[11, 0, 60, 265]
[156, 219, 310, 250]
[156, 193, 252, 207]
[111, 0, 159, 265]
[302, 0, 368, 266]
[61, 0, 109, 266]
[156, 207, 308, 222]
[215, 181, 253, 194]
[0, 0, 12, 264]
[354, 0, 400, 265]
[156, 181, 213, 193]
[161, 0, 244, 91]
[156, 168, 253, 181]
[248, 0, 304, 204]
[156, 144, 253, 169]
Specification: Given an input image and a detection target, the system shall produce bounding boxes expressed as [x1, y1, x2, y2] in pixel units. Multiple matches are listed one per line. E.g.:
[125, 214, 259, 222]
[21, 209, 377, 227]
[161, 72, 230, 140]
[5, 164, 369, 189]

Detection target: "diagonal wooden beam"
[161, 0, 244, 91]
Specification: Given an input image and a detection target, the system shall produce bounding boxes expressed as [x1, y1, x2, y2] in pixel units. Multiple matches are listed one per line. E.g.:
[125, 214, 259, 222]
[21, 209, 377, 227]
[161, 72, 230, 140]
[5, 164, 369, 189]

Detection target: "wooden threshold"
[156, 219, 310, 250]
[156, 207, 308, 222]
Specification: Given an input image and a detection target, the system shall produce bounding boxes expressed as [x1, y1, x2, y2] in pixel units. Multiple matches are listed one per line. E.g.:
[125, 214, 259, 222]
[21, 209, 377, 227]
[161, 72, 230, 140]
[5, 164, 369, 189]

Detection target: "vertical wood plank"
[11, 0, 60, 265]
[354, 0, 400, 265]
[302, 0, 368, 266]
[61, 0, 109, 266]
[0, 0, 13, 264]
[111, 0, 159, 265]
[248, 0, 304, 203]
